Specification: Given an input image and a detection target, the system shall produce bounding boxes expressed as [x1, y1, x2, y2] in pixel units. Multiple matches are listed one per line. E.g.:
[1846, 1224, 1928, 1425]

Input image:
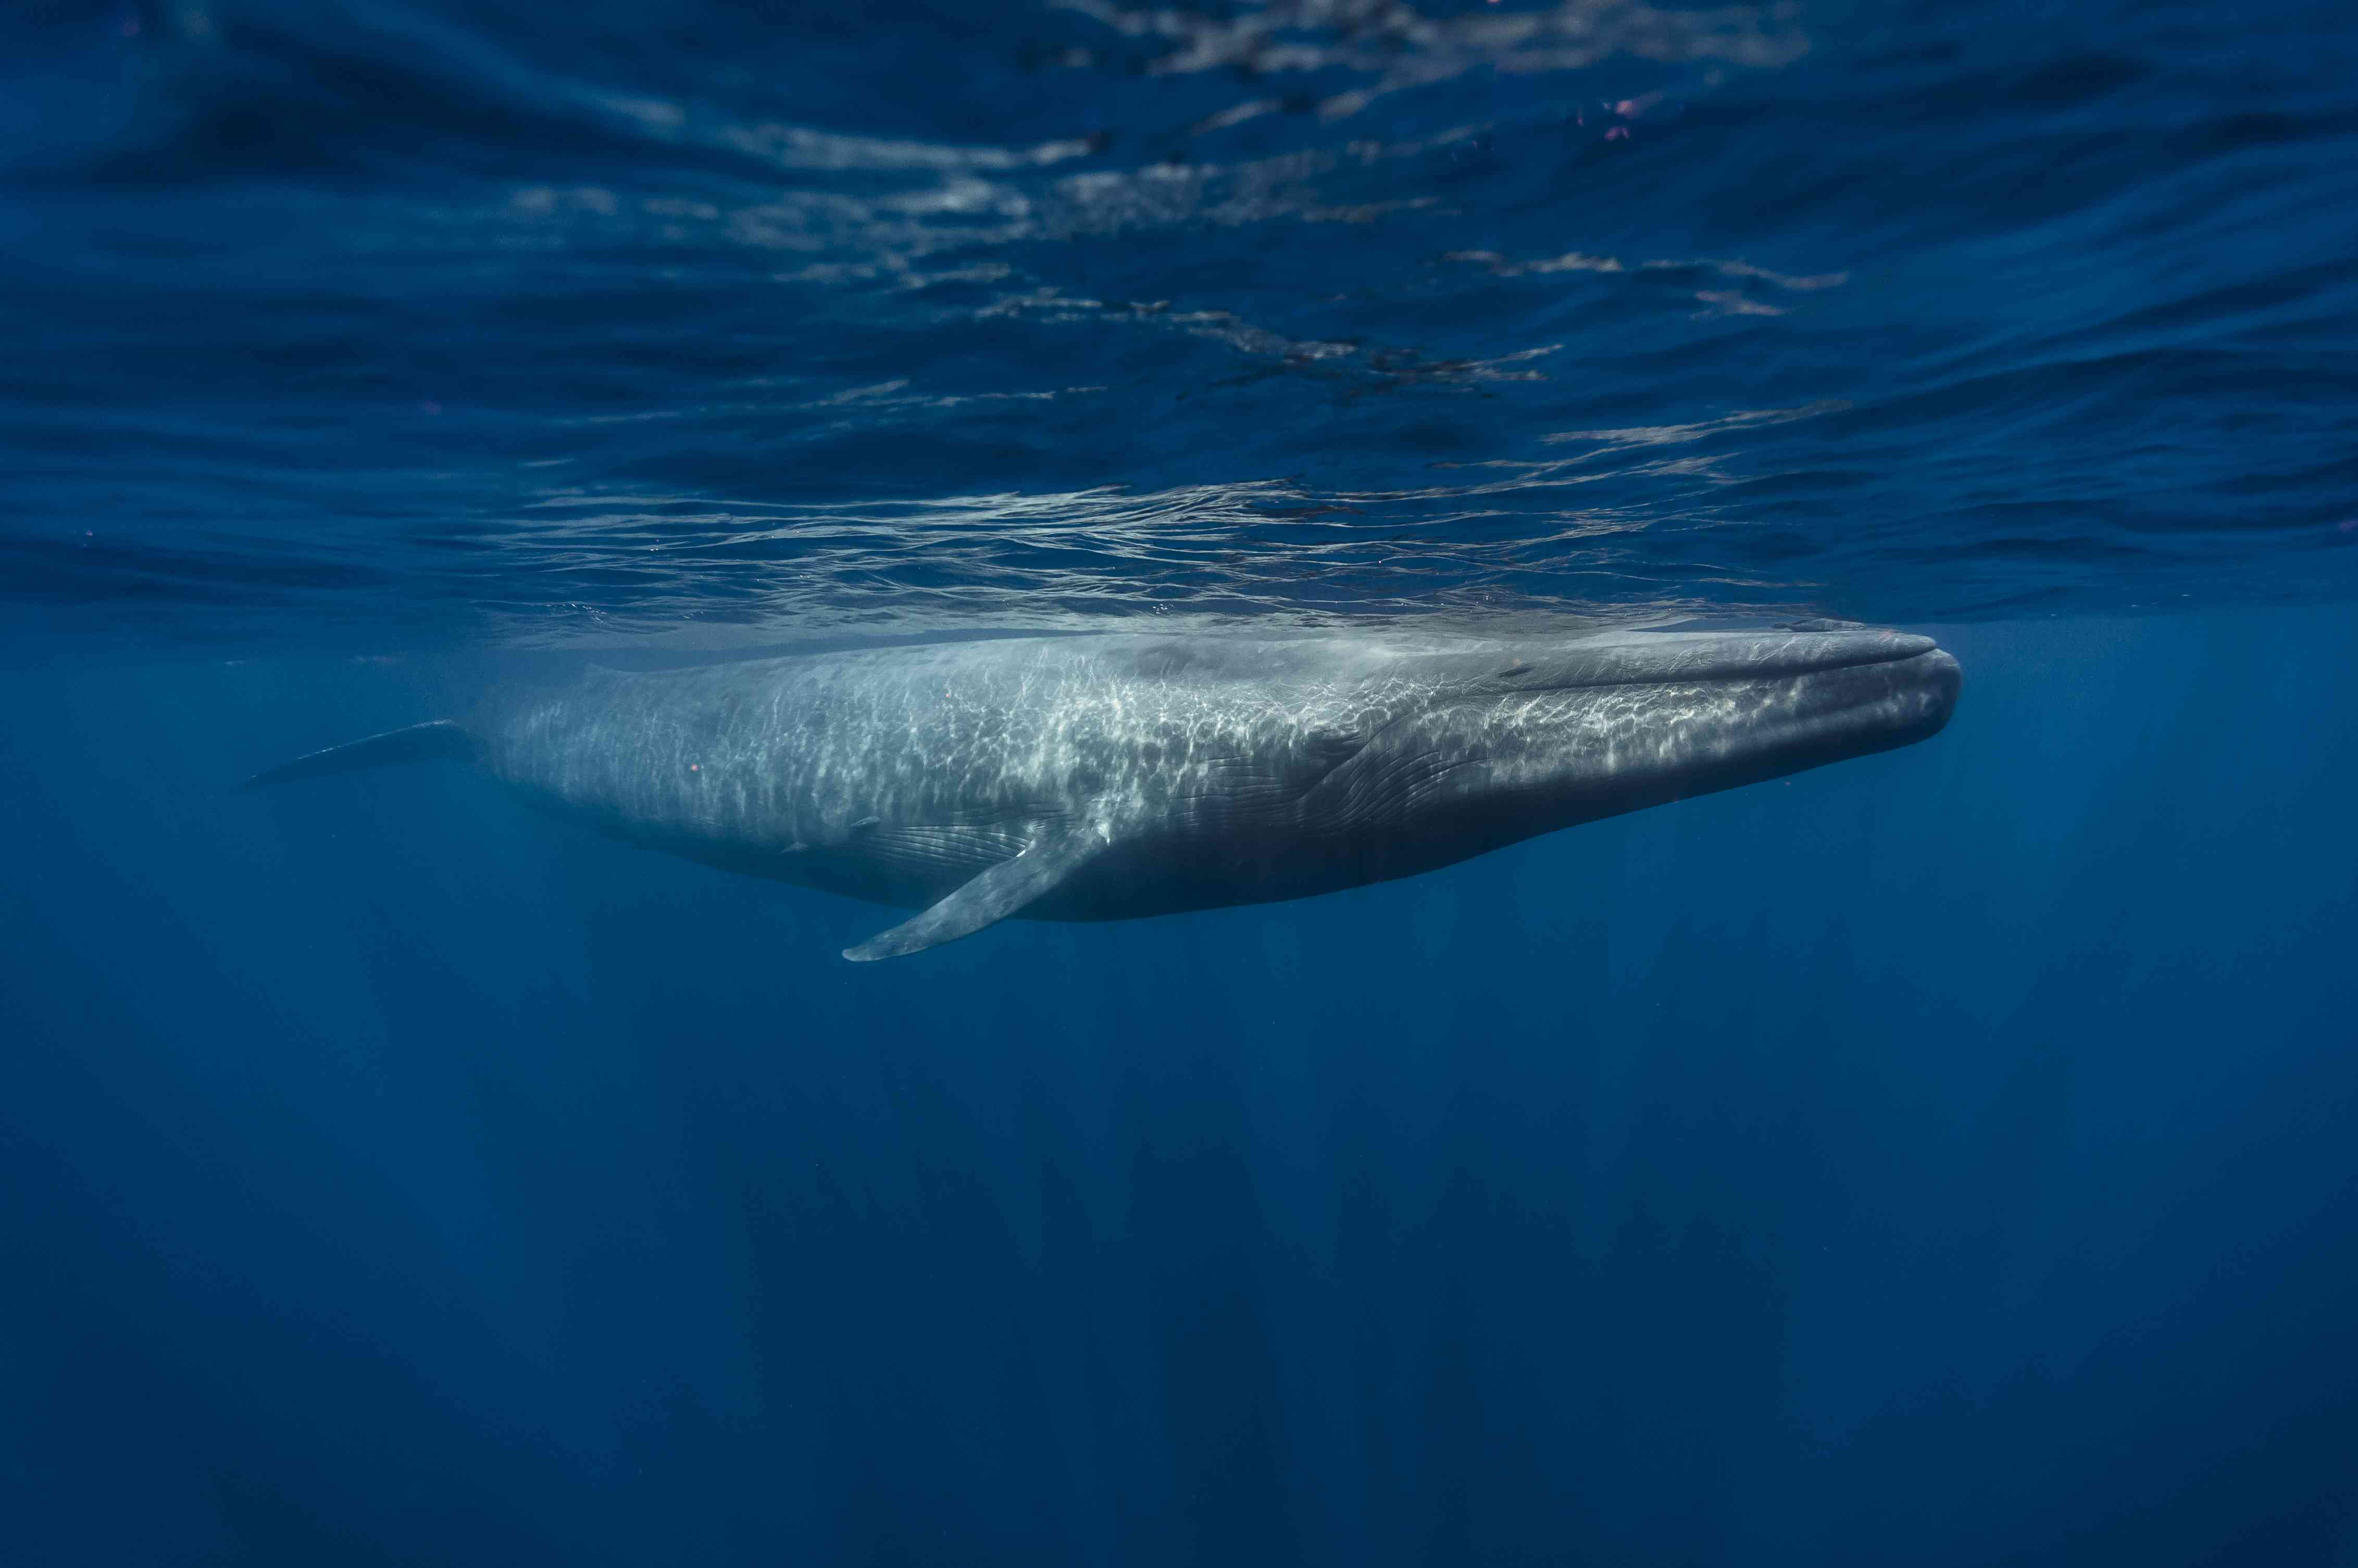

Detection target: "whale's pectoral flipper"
[241, 720, 480, 791]
[843, 820, 1113, 962]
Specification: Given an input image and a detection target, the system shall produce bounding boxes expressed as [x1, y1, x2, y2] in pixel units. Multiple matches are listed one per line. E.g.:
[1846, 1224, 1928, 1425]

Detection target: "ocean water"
[4, 2, 2356, 1564]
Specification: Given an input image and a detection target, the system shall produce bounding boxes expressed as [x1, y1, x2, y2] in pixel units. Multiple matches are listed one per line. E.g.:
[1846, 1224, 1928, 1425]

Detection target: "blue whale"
[245, 625, 1961, 960]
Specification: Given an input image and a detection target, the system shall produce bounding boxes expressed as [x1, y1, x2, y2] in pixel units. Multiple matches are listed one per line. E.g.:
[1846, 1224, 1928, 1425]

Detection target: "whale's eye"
[1304, 727, 1360, 763]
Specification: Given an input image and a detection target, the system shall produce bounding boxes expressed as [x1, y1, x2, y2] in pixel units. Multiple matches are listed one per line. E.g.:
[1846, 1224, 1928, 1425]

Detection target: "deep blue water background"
[5, 1, 2358, 1563]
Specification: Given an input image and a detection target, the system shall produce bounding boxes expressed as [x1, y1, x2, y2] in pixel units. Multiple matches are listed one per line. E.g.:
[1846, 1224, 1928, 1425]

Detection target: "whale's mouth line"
[1511, 637, 1947, 696]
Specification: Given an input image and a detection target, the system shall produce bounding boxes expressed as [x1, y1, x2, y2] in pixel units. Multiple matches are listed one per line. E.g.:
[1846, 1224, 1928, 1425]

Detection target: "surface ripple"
[5, 0, 2355, 649]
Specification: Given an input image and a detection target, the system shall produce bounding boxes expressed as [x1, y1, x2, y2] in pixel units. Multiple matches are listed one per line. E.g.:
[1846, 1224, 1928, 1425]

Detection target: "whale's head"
[1299, 626, 1961, 861]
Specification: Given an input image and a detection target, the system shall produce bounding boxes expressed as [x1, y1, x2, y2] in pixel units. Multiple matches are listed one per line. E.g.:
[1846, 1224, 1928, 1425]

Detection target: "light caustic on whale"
[243, 624, 1962, 961]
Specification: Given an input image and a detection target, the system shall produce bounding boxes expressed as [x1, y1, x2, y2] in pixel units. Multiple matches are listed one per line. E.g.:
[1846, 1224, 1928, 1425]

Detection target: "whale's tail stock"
[240, 719, 481, 791]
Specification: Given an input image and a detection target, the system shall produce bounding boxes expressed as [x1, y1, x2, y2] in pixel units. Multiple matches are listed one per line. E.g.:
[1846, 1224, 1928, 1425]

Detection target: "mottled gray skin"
[468, 626, 1960, 932]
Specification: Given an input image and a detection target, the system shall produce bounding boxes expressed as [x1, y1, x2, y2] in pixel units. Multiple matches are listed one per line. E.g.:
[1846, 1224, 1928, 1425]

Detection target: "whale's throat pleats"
[842, 818, 1116, 962]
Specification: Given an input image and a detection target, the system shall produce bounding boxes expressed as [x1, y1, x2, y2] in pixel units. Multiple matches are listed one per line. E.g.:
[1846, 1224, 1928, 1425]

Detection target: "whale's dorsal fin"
[843, 819, 1113, 962]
